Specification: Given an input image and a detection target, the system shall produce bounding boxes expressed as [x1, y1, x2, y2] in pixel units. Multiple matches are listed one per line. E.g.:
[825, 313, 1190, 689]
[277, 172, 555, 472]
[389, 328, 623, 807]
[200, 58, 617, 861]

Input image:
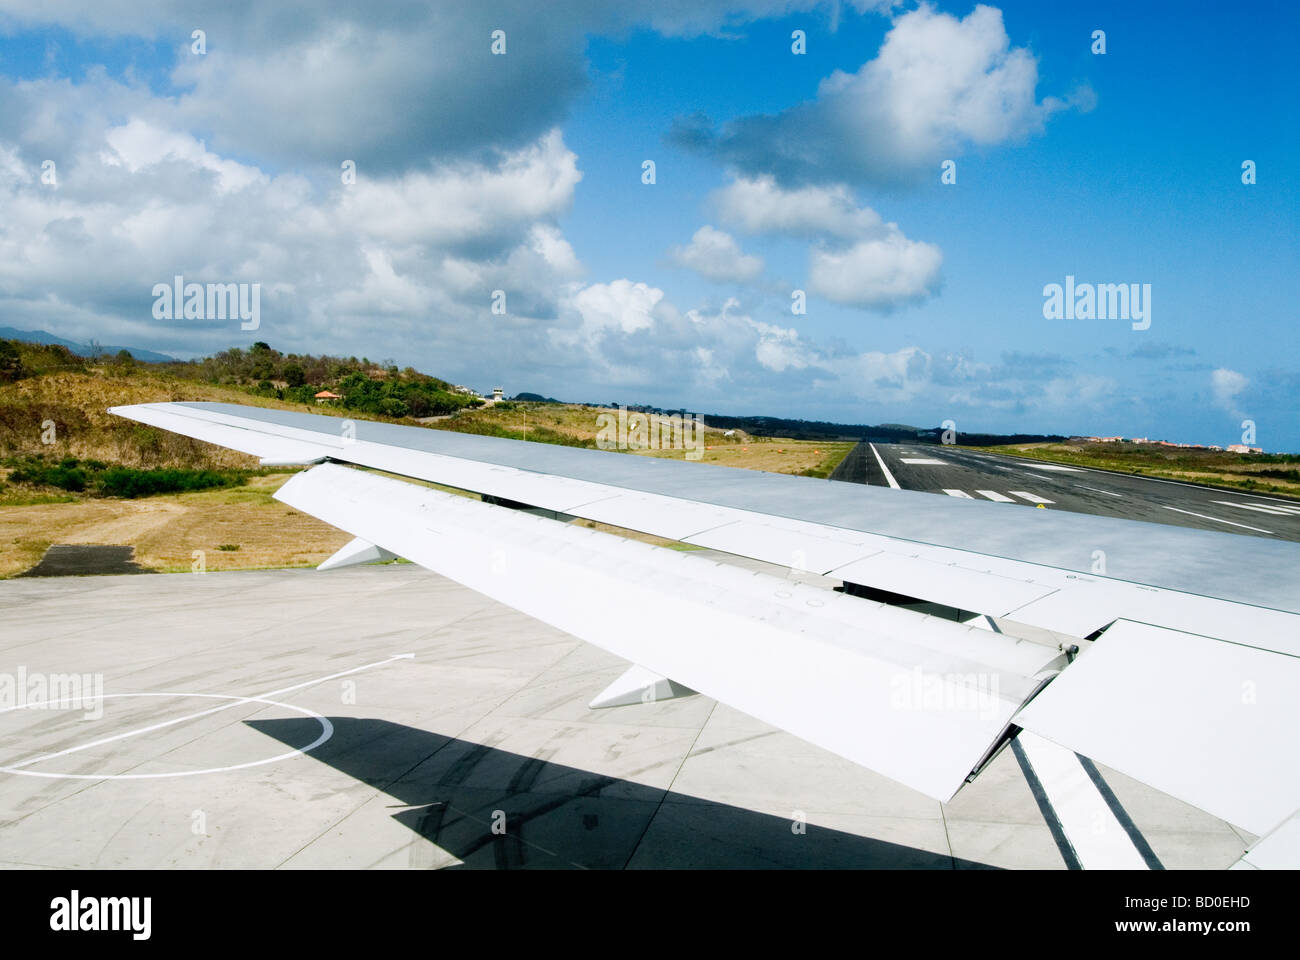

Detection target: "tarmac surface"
[19, 544, 147, 577]
[0, 562, 1256, 869]
[830, 442, 1300, 542]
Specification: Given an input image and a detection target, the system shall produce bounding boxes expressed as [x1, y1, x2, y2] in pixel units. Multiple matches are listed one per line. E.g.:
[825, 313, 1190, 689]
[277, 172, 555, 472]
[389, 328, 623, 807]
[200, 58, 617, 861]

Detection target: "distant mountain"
[0, 327, 176, 364]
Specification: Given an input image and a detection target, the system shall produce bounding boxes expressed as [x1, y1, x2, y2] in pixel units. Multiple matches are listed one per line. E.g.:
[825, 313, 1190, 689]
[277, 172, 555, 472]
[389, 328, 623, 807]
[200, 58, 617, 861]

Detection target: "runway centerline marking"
[868, 443, 900, 489]
[899, 458, 947, 465]
[1, 653, 414, 773]
[1074, 484, 1124, 497]
[1161, 506, 1272, 534]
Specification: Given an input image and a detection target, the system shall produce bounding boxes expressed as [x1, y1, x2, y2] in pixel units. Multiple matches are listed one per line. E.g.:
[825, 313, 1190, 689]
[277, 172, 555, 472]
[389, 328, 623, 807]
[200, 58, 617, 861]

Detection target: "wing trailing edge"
[274, 463, 1068, 803]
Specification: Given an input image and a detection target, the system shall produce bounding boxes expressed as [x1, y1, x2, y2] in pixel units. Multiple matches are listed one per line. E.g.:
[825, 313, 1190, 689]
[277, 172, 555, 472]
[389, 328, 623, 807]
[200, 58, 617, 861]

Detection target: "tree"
[0, 341, 24, 382]
[283, 363, 306, 387]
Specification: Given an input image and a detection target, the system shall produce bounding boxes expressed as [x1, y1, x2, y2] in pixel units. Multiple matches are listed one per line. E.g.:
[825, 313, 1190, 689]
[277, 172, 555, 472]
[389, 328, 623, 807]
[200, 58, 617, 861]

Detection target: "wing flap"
[275, 463, 1067, 803]
[1014, 619, 1300, 835]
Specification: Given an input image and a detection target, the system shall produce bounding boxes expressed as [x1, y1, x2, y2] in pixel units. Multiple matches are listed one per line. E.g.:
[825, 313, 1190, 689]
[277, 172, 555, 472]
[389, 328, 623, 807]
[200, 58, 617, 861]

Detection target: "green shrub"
[7, 458, 88, 492]
[97, 467, 240, 498]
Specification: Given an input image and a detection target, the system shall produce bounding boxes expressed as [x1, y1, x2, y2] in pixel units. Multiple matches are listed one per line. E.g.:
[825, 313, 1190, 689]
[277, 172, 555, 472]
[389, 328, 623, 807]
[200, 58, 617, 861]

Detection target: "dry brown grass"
[446, 403, 608, 443]
[0, 474, 351, 578]
[631, 437, 854, 477]
[0, 367, 389, 468]
[445, 402, 853, 476]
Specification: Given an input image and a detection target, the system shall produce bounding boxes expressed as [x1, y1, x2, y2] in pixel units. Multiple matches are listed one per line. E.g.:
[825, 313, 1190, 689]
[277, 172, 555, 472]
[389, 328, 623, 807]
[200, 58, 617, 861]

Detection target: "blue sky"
[0, 1, 1296, 448]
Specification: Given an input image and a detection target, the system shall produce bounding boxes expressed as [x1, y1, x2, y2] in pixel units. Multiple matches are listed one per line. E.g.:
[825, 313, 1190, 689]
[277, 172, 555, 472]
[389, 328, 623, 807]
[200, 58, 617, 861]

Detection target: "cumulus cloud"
[750, 320, 814, 372]
[0, 1, 897, 172]
[339, 130, 582, 251]
[546, 287, 1123, 423]
[1211, 368, 1249, 412]
[570, 279, 664, 337]
[0, 109, 586, 358]
[808, 230, 942, 308]
[712, 174, 942, 309]
[679, 3, 1085, 186]
[668, 226, 764, 283]
[0, 1, 1131, 429]
[711, 175, 881, 240]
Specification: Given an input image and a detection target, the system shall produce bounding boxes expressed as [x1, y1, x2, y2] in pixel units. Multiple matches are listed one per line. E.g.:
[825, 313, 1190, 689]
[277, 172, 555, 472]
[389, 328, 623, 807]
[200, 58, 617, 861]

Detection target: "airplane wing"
[109, 402, 1300, 840]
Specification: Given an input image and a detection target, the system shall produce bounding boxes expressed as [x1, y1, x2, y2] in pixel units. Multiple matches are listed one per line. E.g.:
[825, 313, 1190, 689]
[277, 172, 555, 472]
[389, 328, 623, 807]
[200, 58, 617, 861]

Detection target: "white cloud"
[570, 279, 664, 337]
[750, 320, 814, 372]
[0, 2, 898, 172]
[1211, 368, 1249, 411]
[712, 175, 881, 239]
[712, 174, 942, 310]
[695, 3, 1084, 185]
[0, 113, 586, 357]
[340, 131, 581, 249]
[668, 225, 763, 283]
[808, 229, 942, 308]
[102, 119, 266, 194]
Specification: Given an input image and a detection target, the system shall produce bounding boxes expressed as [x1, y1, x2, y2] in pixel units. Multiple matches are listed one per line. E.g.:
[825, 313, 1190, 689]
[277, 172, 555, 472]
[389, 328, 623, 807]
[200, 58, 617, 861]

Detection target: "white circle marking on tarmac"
[0, 692, 334, 780]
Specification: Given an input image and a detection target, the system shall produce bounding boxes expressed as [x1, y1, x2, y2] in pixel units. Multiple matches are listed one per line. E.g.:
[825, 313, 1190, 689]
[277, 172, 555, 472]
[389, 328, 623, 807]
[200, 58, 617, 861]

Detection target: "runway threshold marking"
[1213, 500, 1300, 516]
[976, 490, 1014, 502]
[1015, 731, 1153, 870]
[3, 653, 415, 773]
[1009, 492, 1054, 504]
[868, 443, 900, 489]
[1161, 506, 1272, 535]
[943, 489, 973, 498]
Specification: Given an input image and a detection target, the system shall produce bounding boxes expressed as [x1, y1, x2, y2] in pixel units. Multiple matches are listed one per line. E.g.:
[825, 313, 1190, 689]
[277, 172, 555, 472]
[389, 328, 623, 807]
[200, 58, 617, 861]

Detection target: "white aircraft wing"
[108, 402, 1300, 838]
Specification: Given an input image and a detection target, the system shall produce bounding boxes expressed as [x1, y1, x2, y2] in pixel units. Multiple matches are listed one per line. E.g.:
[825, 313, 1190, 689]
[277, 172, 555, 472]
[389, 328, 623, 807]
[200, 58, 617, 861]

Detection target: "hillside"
[0, 338, 854, 576]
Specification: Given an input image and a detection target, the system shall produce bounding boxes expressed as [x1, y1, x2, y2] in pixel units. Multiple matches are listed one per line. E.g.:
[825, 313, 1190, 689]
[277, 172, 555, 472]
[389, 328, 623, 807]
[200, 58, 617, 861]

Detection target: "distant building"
[314, 390, 341, 404]
[492, 387, 504, 402]
[1226, 444, 1263, 454]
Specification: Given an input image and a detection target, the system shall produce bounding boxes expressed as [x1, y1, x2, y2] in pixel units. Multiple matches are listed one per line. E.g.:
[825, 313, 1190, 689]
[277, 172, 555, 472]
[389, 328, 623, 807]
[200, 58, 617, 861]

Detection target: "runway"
[0, 563, 1254, 869]
[831, 442, 1300, 542]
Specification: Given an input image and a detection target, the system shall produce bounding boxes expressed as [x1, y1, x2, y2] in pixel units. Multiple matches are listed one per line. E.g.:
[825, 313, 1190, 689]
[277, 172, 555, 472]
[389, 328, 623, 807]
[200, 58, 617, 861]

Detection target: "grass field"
[0, 473, 353, 578]
[977, 441, 1300, 500]
[0, 364, 856, 577]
